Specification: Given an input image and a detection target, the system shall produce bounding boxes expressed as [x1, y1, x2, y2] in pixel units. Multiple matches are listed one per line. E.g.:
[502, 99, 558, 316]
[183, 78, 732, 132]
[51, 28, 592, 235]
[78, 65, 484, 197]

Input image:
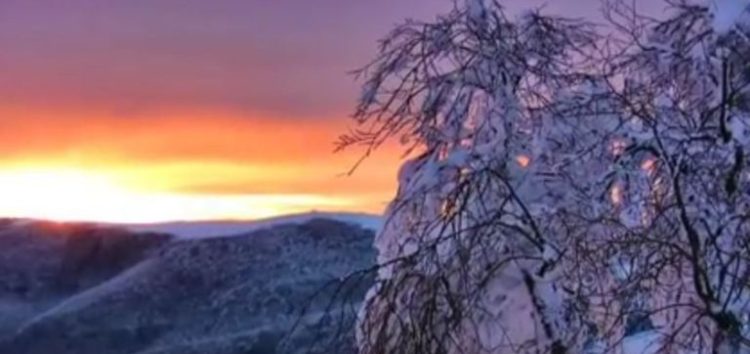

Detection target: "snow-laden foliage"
[341, 0, 750, 353]
[601, 0, 750, 351]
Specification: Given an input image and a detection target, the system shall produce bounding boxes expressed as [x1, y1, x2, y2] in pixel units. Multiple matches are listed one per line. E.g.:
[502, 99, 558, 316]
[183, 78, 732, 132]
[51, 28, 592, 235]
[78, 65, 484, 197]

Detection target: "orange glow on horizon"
[0, 167, 360, 223]
[0, 106, 401, 223]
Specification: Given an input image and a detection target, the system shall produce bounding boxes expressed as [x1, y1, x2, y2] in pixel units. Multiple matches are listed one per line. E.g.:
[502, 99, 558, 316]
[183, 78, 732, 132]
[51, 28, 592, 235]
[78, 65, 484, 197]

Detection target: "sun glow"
[0, 168, 354, 223]
[516, 155, 531, 168]
[0, 107, 400, 223]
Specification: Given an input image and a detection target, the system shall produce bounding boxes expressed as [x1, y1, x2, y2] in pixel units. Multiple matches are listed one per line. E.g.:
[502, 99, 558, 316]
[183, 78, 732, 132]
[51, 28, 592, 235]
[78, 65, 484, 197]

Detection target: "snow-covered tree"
[597, 0, 750, 352]
[339, 0, 750, 353]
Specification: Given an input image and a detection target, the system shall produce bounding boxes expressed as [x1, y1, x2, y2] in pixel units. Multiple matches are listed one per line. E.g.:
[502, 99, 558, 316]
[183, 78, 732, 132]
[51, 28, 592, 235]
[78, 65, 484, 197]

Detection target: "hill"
[0, 214, 378, 354]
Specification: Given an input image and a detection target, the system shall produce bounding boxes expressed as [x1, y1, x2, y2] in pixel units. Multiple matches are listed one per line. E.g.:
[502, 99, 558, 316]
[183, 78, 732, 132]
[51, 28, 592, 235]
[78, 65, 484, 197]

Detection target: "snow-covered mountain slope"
[0, 217, 376, 354]
[0, 216, 683, 354]
[123, 211, 382, 239]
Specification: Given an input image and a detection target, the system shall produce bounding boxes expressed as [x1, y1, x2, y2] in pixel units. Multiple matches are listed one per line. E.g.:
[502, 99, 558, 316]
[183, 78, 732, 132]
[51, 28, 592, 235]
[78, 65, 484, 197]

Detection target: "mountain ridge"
[0, 215, 377, 354]
[117, 211, 381, 239]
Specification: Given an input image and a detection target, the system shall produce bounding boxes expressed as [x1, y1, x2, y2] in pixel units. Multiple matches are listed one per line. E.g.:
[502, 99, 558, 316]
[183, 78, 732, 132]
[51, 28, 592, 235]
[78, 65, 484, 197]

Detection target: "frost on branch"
[339, 0, 750, 353]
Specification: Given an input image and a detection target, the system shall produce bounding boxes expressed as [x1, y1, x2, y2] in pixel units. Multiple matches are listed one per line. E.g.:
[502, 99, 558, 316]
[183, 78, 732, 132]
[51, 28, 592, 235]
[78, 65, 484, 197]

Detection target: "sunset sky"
[0, 0, 658, 223]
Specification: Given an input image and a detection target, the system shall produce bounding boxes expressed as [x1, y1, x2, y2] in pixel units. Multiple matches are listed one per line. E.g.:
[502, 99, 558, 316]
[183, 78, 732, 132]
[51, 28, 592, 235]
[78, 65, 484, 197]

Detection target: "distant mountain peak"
[121, 211, 382, 239]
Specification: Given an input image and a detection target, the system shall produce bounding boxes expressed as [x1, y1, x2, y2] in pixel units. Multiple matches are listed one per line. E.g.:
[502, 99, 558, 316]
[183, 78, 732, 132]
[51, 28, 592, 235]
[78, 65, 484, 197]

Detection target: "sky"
[0, 0, 660, 223]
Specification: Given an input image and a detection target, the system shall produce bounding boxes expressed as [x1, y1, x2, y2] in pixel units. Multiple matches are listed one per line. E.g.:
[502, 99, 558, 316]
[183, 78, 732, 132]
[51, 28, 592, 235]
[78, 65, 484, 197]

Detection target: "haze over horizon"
[0, 0, 659, 223]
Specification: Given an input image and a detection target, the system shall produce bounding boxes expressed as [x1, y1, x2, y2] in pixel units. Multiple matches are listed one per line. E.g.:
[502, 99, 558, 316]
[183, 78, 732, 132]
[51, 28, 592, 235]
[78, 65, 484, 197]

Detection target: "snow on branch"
[337, 0, 750, 353]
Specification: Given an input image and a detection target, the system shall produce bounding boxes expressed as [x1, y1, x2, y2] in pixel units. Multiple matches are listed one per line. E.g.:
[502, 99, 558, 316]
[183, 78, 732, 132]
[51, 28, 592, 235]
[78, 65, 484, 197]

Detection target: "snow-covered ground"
[122, 211, 382, 239]
[0, 217, 376, 354]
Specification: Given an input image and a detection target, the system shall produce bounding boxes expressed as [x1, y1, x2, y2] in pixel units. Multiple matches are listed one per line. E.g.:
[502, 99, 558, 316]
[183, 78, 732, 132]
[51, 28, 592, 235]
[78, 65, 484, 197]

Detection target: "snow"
[122, 211, 382, 239]
[731, 116, 750, 144]
[18, 259, 157, 334]
[711, 0, 750, 34]
[468, 0, 487, 23]
[352, 0, 750, 351]
[622, 331, 662, 354]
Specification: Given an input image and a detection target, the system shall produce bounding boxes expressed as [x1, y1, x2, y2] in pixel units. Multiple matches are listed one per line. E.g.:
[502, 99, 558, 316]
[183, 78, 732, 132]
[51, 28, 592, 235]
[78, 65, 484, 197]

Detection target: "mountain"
[123, 212, 382, 239]
[0, 213, 379, 354]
